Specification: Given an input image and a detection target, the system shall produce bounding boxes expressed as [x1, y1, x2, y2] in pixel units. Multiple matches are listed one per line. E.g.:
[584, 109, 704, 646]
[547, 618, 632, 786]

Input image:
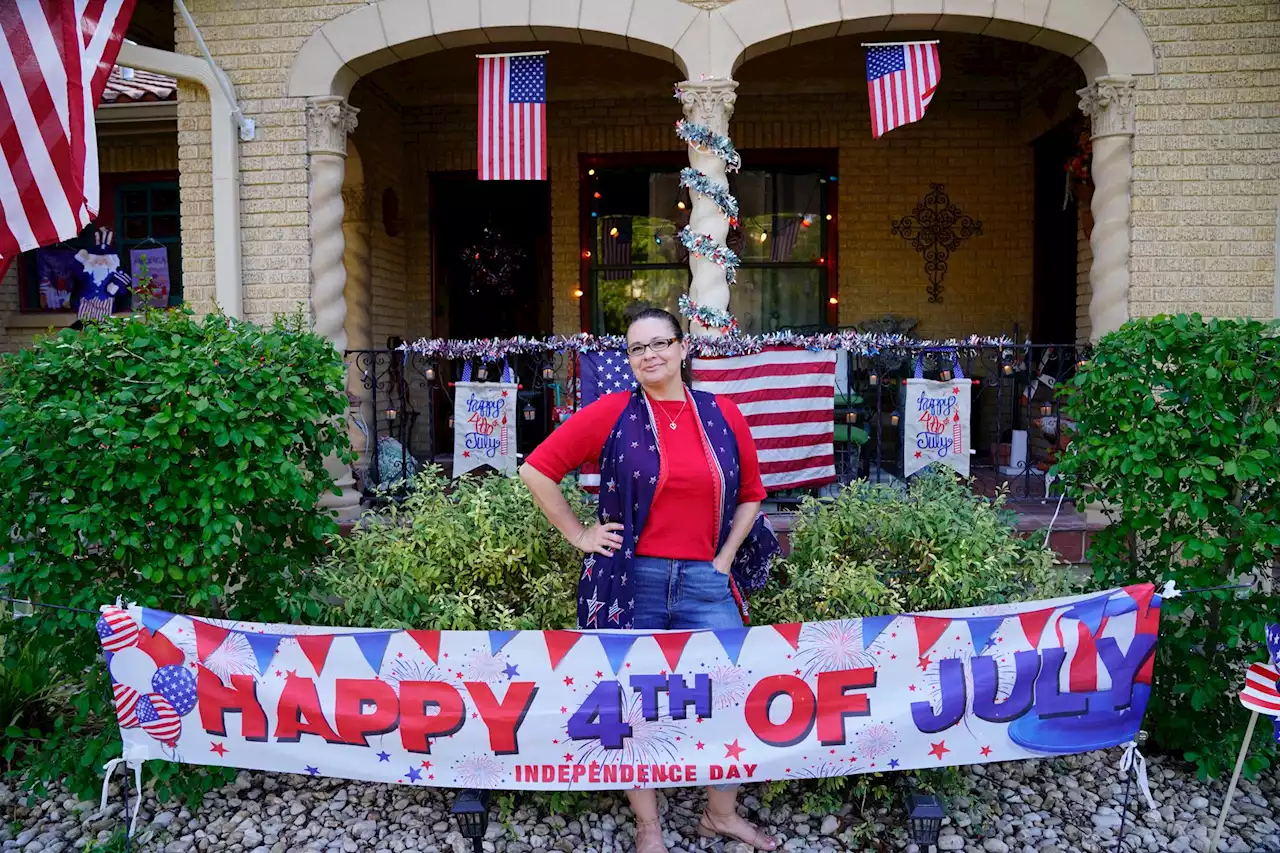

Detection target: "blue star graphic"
[504, 663, 520, 679]
[377, 751, 391, 762]
[406, 766, 423, 783]
[888, 759, 900, 769]
[305, 765, 320, 775]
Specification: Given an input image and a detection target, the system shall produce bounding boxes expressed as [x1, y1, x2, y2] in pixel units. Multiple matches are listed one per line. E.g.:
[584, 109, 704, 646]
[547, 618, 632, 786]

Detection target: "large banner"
[452, 381, 517, 477]
[98, 586, 1161, 790]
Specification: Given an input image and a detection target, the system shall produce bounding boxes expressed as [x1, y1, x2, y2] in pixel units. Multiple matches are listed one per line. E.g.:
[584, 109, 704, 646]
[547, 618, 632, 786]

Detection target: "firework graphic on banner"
[455, 754, 507, 788]
[794, 621, 875, 678]
[385, 657, 441, 696]
[788, 760, 863, 780]
[202, 631, 262, 682]
[464, 650, 509, 683]
[709, 665, 748, 710]
[854, 723, 899, 760]
[573, 692, 682, 768]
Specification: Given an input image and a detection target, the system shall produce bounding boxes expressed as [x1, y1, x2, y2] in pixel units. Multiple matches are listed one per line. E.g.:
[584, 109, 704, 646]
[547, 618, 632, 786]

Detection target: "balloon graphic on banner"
[137, 693, 182, 746]
[96, 606, 141, 652]
[113, 683, 141, 729]
[109, 646, 160, 695]
[152, 664, 198, 716]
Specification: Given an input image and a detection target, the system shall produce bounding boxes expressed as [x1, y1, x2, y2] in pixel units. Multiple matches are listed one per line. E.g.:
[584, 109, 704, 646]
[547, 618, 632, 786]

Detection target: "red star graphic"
[420, 761, 432, 770]
[501, 391, 509, 397]
[917, 655, 932, 671]
[696, 742, 705, 750]
[428, 775, 434, 780]
[891, 632, 897, 638]
[928, 741, 950, 760]
[471, 712, 478, 719]
[952, 387, 960, 394]
[914, 451, 922, 458]
[563, 676, 574, 686]
[397, 652, 404, 658]
[793, 668, 801, 676]
[564, 753, 573, 762]
[560, 706, 567, 714]
[210, 742, 227, 757]
[908, 684, 917, 692]
[596, 671, 603, 678]
[890, 654, 897, 660]
[724, 739, 746, 761]
[980, 745, 992, 757]
[462, 451, 471, 458]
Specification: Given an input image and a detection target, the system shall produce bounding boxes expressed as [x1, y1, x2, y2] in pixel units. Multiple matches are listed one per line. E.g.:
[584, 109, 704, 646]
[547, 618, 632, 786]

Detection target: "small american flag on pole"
[477, 52, 547, 181]
[693, 347, 837, 492]
[0, 0, 137, 267]
[865, 41, 941, 139]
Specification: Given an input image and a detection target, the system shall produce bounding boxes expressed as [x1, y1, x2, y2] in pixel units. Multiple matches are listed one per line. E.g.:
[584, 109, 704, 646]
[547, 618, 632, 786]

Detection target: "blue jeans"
[631, 556, 743, 791]
[631, 557, 744, 631]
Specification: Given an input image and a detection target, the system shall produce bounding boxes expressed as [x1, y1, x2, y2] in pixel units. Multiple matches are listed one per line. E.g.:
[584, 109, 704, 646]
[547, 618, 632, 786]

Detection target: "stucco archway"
[287, 0, 703, 98]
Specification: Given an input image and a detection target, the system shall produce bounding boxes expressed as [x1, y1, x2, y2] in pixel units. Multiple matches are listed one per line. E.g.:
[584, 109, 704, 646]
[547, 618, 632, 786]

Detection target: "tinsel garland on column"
[675, 117, 742, 332]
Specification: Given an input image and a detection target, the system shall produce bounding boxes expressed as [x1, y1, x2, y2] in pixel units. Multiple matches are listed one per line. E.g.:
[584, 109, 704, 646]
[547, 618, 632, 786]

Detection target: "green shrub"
[313, 467, 588, 630]
[0, 307, 351, 799]
[1055, 314, 1280, 780]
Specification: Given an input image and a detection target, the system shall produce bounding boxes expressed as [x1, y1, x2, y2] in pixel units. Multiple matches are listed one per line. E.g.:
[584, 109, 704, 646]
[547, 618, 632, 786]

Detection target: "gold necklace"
[656, 397, 688, 430]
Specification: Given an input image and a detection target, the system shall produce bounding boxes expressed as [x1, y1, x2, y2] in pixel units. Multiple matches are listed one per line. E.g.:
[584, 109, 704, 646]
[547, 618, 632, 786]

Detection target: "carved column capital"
[677, 0, 738, 9]
[1078, 76, 1138, 140]
[306, 96, 359, 157]
[341, 186, 368, 223]
[677, 78, 738, 135]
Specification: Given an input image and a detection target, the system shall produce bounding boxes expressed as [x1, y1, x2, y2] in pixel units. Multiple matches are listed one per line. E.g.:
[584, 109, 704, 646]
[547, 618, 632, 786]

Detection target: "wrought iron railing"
[343, 342, 1088, 503]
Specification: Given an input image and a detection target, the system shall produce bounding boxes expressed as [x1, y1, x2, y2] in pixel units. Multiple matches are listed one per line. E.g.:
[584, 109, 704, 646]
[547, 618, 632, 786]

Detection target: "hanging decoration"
[1064, 127, 1095, 239]
[452, 361, 518, 477]
[460, 226, 525, 298]
[678, 228, 740, 285]
[891, 184, 983, 304]
[401, 331, 1013, 362]
[679, 168, 739, 224]
[73, 228, 131, 321]
[678, 295, 738, 335]
[903, 356, 972, 478]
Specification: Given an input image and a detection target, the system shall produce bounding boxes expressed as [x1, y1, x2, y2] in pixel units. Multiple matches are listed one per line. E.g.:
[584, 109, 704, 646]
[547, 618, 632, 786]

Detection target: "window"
[583, 156, 834, 335]
[19, 177, 182, 313]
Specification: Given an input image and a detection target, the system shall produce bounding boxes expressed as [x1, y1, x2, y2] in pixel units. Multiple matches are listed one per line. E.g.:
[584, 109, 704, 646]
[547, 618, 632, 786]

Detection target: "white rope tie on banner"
[1118, 741, 1158, 810]
[1161, 580, 1182, 599]
[100, 757, 144, 837]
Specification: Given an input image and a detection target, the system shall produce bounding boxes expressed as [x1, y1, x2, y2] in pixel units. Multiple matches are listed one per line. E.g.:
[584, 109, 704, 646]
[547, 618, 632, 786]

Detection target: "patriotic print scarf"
[576, 386, 779, 630]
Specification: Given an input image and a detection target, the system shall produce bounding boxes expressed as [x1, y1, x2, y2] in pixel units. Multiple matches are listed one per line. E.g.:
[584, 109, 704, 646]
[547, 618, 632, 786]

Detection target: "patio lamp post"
[451, 789, 489, 853]
[907, 792, 946, 853]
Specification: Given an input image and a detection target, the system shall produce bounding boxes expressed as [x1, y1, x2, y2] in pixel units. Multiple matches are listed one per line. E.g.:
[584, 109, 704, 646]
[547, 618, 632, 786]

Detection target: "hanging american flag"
[692, 347, 837, 492]
[865, 42, 941, 139]
[0, 0, 137, 267]
[575, 349, 637, 491]
[769, 214, 807, 263]
[477, 52, 547, 181]
[600, 216, 632, 280]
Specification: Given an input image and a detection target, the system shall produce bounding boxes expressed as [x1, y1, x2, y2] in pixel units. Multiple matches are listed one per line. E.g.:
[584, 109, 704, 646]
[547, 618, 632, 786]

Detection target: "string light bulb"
[593, 191, 601, 199]
[826, 213, 833, 221]
[609, 226, 619, 237]
[677, 201, 686, 210]
[588, 168, 596, 176]
[573, 287, 584, 298]
[582, 250, 591, 259]
[758, 231, 768, 243]
[829, 296, 839, 305]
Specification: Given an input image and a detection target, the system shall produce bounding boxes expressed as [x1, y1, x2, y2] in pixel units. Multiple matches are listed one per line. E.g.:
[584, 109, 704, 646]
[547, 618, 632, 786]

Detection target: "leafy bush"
[1055, 314, 1280, 779]
[0, 307, 351, 799]
[751, 470, 1070, 815]
[313, 467, 588, 630]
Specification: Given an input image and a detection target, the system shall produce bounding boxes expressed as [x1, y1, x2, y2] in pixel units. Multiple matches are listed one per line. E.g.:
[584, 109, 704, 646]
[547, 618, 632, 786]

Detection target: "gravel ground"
[2, 750, 1277, 853]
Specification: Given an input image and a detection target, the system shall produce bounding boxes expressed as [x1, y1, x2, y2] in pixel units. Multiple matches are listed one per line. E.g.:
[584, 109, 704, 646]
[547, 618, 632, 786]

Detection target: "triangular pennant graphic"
[861, 615, 896, 649]
[773, 623, 803, 651]
[599, 634, 640, 674]
[1019, 608, 1053, 648]
[406, 630, 441, 664]
[967, 616, 1004, 653]
[544, 631, 582, 670]
[192, 620, 230, 662]
[489, 631, 520, 655]
[1123, 583, 1155, 613]
[244, 633, 280, 675]
[296, 634, 335, 676]
[914, 616, 951, 658]
[713, 628, 750, 665]
[355, 632, 392, 674]
[1069, 594, 1109, 636]
[139, 630, 184, 667]
[141, 609, 173, 634]
[654, 631, 694, 672]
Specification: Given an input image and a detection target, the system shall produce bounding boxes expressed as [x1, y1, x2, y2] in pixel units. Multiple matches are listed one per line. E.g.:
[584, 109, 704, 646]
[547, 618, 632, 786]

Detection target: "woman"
[520, 308, 778, 853]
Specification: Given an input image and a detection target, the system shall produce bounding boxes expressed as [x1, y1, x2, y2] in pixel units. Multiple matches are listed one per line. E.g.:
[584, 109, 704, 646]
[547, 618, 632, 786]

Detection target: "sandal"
[697, 809, 778, 851]
[634, 817, 669, 853]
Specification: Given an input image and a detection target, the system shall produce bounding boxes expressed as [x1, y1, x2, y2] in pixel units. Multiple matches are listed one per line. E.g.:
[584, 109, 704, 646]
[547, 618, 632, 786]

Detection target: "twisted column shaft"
[342, 185, 374, 470]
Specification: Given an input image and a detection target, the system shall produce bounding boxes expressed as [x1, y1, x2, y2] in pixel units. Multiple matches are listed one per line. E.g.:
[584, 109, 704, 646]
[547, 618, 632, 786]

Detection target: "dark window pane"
[150, 187, 179, 212]
[123, 215, 149, 240]
[152, 214, 179, 239]
[731, 268, 823, 335]
[593, 268, 690, 335]
[733, 171, 824, 262]
[122, 189, 148, 213]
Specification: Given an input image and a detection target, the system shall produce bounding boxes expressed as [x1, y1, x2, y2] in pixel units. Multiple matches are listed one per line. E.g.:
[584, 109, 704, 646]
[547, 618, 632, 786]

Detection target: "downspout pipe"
[116, 42, 242, 320]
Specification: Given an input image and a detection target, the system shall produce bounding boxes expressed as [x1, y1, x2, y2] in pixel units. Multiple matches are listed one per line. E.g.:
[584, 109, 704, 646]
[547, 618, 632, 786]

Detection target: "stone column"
[1078, 76, 1138, 343]
[677, 78, 737, 336]
[306, 95, 361, 512]
[342, 184, 374, 472]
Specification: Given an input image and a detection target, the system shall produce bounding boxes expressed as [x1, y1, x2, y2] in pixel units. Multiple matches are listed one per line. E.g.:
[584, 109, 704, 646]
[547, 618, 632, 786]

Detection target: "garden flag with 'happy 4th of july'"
[452, 379, 518, 477]
[904, 374, 971, 478]
[97, 585, 1164, 793]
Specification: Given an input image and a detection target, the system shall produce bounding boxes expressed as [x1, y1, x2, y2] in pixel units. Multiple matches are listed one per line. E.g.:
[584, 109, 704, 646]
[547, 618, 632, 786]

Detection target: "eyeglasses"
[626, 337, 679, 358]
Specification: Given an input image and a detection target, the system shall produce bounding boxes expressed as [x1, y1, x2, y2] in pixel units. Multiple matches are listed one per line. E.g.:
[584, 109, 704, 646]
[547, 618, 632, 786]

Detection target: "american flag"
[601, 216, 632, 280]
[575, 350, 636, 490]
[477, 53, 547, 181]
[692, 347, 837, 492]
[0, 0, 136, 268]
[865, 42, 941, 139]
[769, 215, 806, 263]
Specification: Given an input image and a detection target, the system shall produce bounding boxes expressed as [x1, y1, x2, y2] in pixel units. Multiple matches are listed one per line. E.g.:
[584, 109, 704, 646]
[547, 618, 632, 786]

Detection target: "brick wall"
[398, 88, 1035, 340]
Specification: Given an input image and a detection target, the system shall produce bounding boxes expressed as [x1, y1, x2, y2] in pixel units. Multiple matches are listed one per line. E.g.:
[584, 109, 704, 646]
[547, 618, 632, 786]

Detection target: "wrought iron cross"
[891, 183, 983, 303]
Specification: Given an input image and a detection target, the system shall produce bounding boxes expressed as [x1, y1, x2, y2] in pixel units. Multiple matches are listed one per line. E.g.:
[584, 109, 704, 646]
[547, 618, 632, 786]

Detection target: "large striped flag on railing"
[0, 0, 137, 270]
[692, 347, 837, 492]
